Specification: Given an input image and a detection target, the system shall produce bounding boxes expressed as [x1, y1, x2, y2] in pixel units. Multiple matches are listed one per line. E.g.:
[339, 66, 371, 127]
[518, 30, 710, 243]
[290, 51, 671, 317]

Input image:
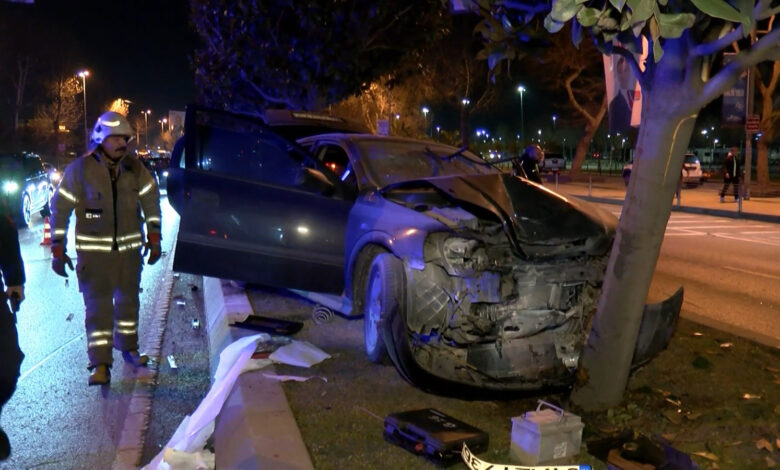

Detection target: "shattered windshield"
[355, 139, 498, 187]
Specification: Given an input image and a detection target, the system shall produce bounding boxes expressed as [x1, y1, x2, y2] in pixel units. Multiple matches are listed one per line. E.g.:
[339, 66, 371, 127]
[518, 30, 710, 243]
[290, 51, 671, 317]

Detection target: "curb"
[202, 277, 314, 470]
[574, 195, 780, 224]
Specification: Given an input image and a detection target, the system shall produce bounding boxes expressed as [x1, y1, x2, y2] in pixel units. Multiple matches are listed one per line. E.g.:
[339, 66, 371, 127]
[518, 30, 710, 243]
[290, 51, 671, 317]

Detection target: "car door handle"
[191, 189, 219, 207]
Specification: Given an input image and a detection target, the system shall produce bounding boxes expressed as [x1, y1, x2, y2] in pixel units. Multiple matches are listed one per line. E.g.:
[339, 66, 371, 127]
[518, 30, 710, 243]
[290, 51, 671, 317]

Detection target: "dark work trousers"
[720, 176, 740, 199]
[0, 296, 24, 411]
[76, 250, 143, 368]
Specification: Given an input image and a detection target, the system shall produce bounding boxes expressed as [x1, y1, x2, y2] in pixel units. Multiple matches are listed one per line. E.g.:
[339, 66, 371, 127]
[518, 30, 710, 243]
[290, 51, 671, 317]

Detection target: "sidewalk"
[202, 175, 780, 469]
[547, 174, 780, 224]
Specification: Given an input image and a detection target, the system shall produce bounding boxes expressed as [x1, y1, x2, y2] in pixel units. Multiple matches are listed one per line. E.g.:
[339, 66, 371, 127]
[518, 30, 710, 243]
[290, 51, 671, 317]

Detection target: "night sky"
[6, 0, 197, 118]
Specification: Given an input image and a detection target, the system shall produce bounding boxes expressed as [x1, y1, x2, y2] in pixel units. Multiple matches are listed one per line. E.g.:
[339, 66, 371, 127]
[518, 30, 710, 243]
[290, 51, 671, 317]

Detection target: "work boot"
[122, 350, 149, 368]
[0, 427, 9, 461]
[88, 365, 110, 386]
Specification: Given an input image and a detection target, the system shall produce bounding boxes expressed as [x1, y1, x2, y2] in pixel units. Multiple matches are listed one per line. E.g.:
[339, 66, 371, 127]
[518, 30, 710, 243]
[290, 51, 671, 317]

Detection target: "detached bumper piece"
[383, 408, 489, 466]
[631, 287, 684, 371]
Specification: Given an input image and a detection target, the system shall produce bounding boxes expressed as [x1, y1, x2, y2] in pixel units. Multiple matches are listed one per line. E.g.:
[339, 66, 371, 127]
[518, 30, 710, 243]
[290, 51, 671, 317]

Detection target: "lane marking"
[723, 265, 780, 281]
[712, 232, 780, 247]
[18, 333, 84, 383]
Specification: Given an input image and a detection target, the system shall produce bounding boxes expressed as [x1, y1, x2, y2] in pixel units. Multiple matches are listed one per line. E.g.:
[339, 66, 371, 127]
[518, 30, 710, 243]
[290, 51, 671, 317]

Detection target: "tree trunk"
[569, 96, 606, 179]
[756, 136, 769, 190]
[572, 39, 699, 409]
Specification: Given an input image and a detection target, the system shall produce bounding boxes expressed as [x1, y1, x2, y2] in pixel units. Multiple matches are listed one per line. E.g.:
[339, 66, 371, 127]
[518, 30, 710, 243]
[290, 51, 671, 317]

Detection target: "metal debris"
[167, 355, 178, 369]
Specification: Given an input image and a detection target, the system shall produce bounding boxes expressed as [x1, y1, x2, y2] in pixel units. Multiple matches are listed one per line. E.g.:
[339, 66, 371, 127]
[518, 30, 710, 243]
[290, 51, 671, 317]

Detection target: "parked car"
[140, 151, 172, 189]
[623, 153, 703, 187]
[540, 152, 565, 172]
[0, 152, 52, 227]
[167, 106, 681, 394]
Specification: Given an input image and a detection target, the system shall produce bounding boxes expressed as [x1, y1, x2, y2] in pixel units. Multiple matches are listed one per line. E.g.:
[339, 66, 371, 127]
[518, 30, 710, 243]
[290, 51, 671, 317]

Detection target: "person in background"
[0, 194, 25, 460]
[719, 146, 741, 202]
[49, 111, 162, 386]
[512, 144, 544, 184]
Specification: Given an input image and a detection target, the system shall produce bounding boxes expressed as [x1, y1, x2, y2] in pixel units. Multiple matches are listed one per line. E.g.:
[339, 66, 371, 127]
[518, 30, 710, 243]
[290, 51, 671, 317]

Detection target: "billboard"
[603, 38, 647, 134]
[721, 53, 747, 127]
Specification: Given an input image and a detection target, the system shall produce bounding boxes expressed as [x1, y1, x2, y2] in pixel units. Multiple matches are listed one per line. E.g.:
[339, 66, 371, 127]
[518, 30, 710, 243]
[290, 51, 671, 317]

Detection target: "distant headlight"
[162, 170, 169, 178]
[50, 171, 61, 183]
[2, 181, 19, 194]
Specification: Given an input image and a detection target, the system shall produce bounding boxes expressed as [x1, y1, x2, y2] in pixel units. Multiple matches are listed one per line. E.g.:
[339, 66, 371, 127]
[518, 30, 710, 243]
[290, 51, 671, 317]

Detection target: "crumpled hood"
[383, 173, 617, 256]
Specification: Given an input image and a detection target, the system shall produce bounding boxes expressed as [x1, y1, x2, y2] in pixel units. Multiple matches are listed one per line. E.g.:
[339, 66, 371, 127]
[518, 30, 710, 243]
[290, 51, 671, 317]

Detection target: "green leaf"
[690, 0, 744, 23]
[550, 0, 583, 23]
[609, 0, 627, 10]
[656, 12, 696, 38]
[626, 0, 653, 22]
[653, 38, 664, 62]
[577, 7, 601, 27]
[544, 15, 567, 33]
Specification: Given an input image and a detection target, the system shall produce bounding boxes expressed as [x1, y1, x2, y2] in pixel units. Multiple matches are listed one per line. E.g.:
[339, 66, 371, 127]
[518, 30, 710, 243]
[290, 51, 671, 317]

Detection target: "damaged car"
[168, 106, 681, 394]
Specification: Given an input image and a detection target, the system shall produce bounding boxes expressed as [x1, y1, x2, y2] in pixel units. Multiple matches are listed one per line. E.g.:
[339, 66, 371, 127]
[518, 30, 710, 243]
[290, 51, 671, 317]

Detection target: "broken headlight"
[442, 237, 487, 274]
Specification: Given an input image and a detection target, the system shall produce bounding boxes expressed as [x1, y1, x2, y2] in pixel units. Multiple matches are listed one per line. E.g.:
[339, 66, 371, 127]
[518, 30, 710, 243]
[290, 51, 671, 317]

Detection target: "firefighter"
[0, 194, 25, 459]
[50, 111, 161, 386]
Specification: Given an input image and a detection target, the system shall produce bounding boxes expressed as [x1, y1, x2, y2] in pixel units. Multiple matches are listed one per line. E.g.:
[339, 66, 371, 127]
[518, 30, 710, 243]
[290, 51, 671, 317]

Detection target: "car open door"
[168, 106, 354, 293]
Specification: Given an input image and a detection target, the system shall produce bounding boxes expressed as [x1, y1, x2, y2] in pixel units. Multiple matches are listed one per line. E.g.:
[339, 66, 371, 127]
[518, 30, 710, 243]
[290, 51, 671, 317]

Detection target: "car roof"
[297, 133, 450, 147]
[260, 109, 369, 140]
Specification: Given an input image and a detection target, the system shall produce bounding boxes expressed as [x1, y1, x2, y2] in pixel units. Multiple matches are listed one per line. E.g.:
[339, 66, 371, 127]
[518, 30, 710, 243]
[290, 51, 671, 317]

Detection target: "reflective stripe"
[54, 229, 67, 236]
[117, 320, 136, 327]
[57, 187, 78, 203]
[88, 339, 111, 348]
[89, 330, 112, 338]
[116, 328, 138, 335]
[117, 233, 142, 242]
[76, 244, 113, 252]
[76, 234, 113, 242]
[139, 182, 155, 196]
[118, 242, 143, 251]
[146, 216, 161, 224]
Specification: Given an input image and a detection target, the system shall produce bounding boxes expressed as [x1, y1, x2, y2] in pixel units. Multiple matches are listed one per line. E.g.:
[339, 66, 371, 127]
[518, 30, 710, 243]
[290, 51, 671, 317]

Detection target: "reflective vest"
[50, 152, 161, 253]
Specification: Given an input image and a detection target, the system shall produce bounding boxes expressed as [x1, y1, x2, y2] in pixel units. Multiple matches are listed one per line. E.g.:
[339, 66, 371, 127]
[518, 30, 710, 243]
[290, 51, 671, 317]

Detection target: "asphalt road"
[598, 204, 780, 348]
[2, 196, 179, 469]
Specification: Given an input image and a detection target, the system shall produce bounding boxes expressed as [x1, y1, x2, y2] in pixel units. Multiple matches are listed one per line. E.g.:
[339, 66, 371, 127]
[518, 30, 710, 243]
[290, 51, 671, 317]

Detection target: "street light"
[517, 85, 526, 142]
[421, 106, 430, 135]
[77, 70, 90, 150]
[159, 117, 167, 134]
[552, 114, 557, 132]
[141, 110, 151, 149]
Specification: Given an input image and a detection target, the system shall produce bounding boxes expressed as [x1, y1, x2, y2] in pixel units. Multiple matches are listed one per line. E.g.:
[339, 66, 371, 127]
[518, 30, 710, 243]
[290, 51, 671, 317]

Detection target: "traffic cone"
[40, 216, 51, 246]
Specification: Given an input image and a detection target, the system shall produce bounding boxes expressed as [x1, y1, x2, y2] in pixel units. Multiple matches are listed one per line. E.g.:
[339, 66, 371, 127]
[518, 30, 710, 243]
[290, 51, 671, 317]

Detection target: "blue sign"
[722, 53, 747, 127]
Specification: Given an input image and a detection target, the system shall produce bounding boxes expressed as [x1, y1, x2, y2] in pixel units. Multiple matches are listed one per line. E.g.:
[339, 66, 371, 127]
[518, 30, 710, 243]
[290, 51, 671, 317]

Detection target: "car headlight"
[162, 170, 169, 178]
[2, 181, 19, 194]
[442, 237, 486, 273]
[50, 171, 61, 183]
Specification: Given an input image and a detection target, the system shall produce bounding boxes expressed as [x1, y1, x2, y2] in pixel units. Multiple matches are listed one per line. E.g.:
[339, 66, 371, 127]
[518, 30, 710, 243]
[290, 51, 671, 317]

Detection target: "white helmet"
[89, 111, 133, 151]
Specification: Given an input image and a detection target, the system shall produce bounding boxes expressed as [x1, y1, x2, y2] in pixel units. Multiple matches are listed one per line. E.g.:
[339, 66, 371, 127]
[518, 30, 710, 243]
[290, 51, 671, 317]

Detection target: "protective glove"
[51, 244, 74, 277]
[143, 233, 162, 265]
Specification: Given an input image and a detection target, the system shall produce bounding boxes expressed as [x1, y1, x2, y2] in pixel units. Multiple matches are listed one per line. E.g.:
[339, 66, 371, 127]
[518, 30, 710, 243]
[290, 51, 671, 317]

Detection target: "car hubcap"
[23, 195, 31, 225]
[365, 270, 382, 352]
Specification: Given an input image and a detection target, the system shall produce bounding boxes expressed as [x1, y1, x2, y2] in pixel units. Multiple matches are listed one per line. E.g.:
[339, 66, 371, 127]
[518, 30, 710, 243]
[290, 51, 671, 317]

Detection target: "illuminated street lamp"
[159, 117, 167, 134]
[461, 98, 470, 106]
[421, 106, 430, 135]
[141, 110, 151, 149]
[552, 114, 557, 131]
[517, 85, 526, 142]
[77, 70, 90, 149]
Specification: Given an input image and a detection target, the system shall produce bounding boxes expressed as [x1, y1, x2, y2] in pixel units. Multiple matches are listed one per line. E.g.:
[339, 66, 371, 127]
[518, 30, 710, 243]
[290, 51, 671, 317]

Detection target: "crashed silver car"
[168, 107, 680, 394]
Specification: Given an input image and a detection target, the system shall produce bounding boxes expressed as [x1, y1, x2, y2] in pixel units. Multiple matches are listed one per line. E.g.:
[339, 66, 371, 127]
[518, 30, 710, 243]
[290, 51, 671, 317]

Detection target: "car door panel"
[172, 106, 353, 293]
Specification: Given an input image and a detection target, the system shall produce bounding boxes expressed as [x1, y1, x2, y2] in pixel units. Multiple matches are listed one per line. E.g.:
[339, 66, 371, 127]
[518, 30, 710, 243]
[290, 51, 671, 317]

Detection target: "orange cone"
[41, 216, 51, 246]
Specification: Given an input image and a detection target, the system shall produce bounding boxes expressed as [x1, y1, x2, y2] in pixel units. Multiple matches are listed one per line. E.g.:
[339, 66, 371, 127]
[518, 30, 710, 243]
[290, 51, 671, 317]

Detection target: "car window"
[195, 111, 304, 188]
[684, 155, 699, 164]
[316, 144, 356, 190]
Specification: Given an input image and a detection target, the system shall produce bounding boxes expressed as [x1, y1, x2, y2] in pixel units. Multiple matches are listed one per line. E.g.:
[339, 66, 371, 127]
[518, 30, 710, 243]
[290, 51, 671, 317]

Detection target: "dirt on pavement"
[247, 285, 780, 470]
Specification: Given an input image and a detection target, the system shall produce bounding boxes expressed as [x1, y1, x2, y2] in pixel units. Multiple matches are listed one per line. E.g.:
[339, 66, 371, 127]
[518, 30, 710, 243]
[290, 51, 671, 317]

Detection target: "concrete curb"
[575, 195, 780, 224]
[202, 277, 314, 470]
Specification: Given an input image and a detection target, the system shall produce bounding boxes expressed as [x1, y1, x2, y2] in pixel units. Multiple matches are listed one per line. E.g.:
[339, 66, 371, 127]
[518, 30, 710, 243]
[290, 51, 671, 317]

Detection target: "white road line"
[666, 224, 762, 229]
[18, 333, 84, 383]
[740, 231, 780, 235]
[665, 232, 703, 236]
[723, 265, 780, 281]
[712, 232, 780, 247]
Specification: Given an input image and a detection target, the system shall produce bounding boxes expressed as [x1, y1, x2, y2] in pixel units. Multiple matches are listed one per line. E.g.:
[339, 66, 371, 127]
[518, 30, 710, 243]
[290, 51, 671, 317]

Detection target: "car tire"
[17, 193, 32, 228]
[363, 253, 400, 364]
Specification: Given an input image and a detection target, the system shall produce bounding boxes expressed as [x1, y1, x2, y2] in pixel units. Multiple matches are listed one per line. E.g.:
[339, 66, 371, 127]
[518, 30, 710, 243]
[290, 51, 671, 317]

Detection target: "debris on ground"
[167, 355, 178, 369]
[232, 314, 303, 335]
[262, 373, 327, 383]
[65, 313, 74, 322]
[269, 340, 330, 368]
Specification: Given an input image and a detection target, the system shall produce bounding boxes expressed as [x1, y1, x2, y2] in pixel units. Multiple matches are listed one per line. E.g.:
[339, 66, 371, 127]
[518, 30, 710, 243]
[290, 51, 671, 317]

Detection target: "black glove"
[51, 245, 74, 277]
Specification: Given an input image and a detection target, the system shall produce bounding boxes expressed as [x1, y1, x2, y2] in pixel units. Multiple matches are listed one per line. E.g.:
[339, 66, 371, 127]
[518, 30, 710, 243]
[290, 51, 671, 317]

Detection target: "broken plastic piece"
[269, 340, 330, 368]
[232, 315, 303, 336]
[167, 355, 178, 369]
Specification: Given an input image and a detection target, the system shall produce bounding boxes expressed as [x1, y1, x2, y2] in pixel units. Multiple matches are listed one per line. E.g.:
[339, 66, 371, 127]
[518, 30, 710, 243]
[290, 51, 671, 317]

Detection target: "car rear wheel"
[363, 253, 400, 364]
[19, 193, 32, 227]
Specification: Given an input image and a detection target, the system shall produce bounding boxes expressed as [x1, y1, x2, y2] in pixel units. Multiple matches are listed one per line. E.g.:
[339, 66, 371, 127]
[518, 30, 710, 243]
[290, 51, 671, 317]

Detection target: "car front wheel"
[18, 193, 32, 228]
[364, 253, 402, 364]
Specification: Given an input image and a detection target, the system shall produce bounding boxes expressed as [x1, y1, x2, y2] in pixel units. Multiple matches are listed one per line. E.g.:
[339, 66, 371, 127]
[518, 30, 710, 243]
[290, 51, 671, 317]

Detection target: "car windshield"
[684, 155, 699, 164]
[355, 139, 497, 187]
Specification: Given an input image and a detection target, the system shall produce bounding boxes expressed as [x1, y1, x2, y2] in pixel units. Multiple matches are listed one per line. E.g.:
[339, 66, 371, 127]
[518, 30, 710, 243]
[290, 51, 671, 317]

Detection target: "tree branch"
[690, 25, 743, 57]
[241, 76, 291, 107]
[698, 26, 780, 107]
[564, 69, 595, 122]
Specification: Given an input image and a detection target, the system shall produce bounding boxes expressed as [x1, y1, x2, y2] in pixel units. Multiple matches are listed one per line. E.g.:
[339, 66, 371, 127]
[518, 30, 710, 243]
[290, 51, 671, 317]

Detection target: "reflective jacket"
[50, 152, 161, 253]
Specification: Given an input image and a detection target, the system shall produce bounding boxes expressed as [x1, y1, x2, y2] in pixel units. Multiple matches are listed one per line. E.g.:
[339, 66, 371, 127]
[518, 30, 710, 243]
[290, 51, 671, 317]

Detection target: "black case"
[383, 408, 489, 466]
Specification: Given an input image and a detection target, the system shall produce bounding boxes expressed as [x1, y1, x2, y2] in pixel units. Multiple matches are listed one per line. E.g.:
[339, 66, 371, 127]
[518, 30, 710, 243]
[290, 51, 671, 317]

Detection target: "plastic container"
[510, 400, 584, 465]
